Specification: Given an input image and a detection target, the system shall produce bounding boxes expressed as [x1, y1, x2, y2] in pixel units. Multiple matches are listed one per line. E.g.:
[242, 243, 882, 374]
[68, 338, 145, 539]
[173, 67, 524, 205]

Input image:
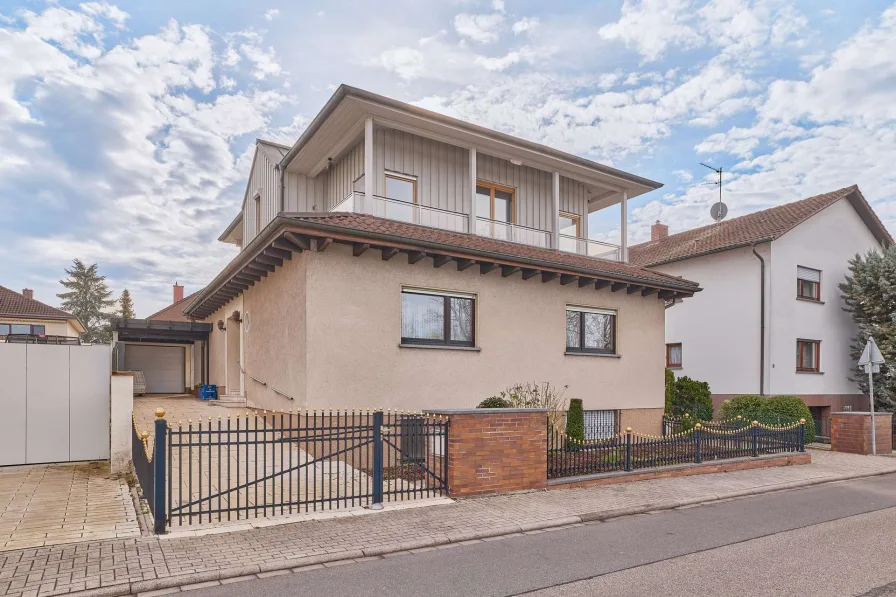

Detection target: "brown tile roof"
[284, 212, 700, 291]
[629, 185, 893, 267]
[146, 291, 199, 322]
[0, 285, 76, 320]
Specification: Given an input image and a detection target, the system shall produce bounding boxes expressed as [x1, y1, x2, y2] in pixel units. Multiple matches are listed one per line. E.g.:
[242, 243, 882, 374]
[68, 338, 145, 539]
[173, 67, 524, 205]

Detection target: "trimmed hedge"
[477, 396, 511, 408]
[721, 395, 815, 443]
[566, 398, 585, 442]
[665, 374, 713, 421]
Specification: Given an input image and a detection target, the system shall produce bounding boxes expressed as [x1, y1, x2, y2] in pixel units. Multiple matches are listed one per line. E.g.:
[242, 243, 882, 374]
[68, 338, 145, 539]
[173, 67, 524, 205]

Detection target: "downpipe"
[752, 244, 766, 396]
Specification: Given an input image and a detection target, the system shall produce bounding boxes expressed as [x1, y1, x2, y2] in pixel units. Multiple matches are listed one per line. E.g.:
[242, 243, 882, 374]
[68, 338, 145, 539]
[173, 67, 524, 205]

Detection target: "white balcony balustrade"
[331, 193, 469, 233]
[559, 234, 621, 261]
[475, 218, 552, 249]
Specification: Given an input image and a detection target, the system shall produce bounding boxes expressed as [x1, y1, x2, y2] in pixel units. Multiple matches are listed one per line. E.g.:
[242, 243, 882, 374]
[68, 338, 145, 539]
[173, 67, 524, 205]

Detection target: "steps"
[212, 394, 247, 408]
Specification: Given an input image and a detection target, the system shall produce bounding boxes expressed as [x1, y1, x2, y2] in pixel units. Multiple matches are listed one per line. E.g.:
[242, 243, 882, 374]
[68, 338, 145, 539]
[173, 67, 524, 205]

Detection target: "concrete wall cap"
[424, 408, 550, 414]
[833, 411, 890, 416]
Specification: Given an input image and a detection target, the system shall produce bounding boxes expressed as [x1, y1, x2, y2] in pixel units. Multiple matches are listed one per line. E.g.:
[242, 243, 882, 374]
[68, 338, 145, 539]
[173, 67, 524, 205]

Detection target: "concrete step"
[212, 394, 247, 407]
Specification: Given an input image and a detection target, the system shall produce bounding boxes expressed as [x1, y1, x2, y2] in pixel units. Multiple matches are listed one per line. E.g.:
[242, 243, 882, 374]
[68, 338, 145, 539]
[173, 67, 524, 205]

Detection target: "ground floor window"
[401, 288, 475, 347]
[797, 339, 820, 372]
[566, 306, 616, 354]
[0, 323, 46, 340]
[666, 343, 682, 368]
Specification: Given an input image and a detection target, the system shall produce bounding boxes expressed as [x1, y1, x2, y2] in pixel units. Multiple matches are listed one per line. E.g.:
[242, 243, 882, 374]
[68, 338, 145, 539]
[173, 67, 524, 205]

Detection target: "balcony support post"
[620, 190, 628, 263]
[552, 171, 560, 250]
[469, 148, 477, 235]
[364, 117, 374, 215]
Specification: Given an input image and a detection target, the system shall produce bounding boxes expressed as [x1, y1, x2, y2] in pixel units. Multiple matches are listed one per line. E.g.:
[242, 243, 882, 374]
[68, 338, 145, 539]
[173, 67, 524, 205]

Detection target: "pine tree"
[119, 288, 136, 320]
[57, 259, 116, 343]
[839, 246, 896, 411]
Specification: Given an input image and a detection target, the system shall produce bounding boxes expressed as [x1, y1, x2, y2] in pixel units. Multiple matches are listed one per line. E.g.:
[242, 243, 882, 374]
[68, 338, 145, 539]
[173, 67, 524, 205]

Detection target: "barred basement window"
[401, 288, 475, 347]
[566, 306, 616, 354]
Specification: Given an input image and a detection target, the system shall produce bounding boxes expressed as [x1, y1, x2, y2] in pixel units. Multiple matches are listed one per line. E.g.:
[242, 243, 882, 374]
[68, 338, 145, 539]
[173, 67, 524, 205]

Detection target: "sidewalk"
[2, 450, 895, 597]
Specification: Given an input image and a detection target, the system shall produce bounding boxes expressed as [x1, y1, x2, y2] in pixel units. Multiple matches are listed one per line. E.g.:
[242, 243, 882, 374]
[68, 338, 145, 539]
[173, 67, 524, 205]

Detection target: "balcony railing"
[475, 217, 552, 249]
[331, 192, 469, 233]
[559, 234, 621, 262]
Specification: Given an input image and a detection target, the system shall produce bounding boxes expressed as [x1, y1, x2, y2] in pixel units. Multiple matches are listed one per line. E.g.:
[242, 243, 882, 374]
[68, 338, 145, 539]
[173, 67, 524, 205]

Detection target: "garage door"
[124, 345, 185, 394]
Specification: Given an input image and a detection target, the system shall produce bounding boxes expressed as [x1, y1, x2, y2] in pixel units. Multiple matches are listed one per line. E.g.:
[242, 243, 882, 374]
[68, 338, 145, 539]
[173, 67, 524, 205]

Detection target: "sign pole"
[869, 365, 877, 456]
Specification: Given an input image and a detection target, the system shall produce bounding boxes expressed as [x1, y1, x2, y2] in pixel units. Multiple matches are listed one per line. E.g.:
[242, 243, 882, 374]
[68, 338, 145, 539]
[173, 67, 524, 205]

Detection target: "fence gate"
[133, 409, 448, 531]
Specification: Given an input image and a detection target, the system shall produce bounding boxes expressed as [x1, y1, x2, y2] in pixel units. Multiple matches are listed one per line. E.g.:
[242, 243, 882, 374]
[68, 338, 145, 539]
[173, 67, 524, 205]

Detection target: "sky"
[2, 0, 896, 316]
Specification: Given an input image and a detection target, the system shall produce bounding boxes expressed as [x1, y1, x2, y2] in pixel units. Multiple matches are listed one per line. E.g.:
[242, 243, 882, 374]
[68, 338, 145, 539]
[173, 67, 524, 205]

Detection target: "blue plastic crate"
[199, 384, 217, 400]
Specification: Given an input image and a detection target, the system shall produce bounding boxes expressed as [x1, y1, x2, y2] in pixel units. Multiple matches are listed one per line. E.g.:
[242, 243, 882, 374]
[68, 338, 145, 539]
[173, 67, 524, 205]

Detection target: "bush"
[721, 395, 815, 444]
[478, 396, 511, 408]
[720, 395, 765, 421]
[566, 399, 585, 443]
[666, 375, 713, 421]
[664, 368, 675, 413]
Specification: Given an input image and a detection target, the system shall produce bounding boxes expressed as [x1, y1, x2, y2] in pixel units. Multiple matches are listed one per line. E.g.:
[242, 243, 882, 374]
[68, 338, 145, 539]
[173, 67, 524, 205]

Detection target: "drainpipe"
[752, 244, 765, 396]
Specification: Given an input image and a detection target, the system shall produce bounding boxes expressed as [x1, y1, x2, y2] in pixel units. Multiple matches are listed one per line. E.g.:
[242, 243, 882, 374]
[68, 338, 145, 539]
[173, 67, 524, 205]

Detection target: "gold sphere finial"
[800, 418, 806, 424]
[155, 407, 166, 419]
[684, 413, 690, 418]
[752, 420, 759, 426]
[625, 426, 633, 433]
[695, 422, 702, 429]
[140, 431, 149, 440]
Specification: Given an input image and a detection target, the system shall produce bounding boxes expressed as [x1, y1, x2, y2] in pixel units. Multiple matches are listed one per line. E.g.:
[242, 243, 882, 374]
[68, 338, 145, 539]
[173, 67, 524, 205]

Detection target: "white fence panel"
[70, 344, 111, 461]
[0, 345, 27, 466]
[26, 345, 71, 464]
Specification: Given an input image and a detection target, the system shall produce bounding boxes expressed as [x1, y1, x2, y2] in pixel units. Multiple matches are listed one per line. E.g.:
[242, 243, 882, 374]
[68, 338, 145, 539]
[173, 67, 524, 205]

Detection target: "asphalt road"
[182, 473, 896, 597]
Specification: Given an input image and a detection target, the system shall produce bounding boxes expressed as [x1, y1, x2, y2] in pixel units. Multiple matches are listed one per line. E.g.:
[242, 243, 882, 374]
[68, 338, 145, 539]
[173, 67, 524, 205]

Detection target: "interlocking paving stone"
[1, 450, 895, 596]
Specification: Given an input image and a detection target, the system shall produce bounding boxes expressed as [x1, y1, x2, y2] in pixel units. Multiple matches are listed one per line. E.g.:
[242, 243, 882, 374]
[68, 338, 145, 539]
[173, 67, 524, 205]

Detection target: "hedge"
[566, 398, 585, 443]
[721, 395, 815, 444]
[665, 374, 713, 421]
[477, 396, 511, 408]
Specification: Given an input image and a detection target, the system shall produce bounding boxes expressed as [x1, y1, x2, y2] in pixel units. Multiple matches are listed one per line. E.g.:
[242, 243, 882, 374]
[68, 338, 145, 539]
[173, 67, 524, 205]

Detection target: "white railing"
[331, 192, 469, 233]
[475, 217, 552, 249]
[559, 235, 622, 261]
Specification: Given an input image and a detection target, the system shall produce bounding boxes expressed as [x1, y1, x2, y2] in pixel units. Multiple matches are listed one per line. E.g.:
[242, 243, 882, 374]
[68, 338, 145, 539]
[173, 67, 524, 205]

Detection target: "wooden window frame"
[566, 306, 617, 355]
[254, 193, 262, 235]
[559, 212, 581, 238]
[384, 172, 418, 204]
[666, 343, 682, 368]
[796, 339, 821, 372]
[476, 181, 515, 223]
[796, 267, 821, 301]
[400, 289, 475, 348]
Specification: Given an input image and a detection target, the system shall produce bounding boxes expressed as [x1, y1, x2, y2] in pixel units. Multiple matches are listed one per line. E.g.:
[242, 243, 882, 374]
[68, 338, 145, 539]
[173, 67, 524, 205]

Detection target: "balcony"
[331, 192, 469, 233]
[559, 235, 621, 262]
[475, 218, 552, 249]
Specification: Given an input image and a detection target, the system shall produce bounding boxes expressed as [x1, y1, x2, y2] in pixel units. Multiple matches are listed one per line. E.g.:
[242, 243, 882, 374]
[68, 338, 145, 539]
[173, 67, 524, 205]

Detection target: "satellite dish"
[710, 202, 728, 222]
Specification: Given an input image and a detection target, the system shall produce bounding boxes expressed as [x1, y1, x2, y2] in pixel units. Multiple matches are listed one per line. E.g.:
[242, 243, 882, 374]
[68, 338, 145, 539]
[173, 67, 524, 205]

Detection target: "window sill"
[795, 370, 824, 375]
[398, 343, 481, 352]
[666, 365, 682, 370]
[565, 351, 621, 358]
[796, 297, 825, 305]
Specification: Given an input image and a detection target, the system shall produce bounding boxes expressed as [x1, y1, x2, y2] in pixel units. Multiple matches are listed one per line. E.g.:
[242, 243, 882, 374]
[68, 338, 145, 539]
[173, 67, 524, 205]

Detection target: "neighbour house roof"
[183, 212, 702, 320]
[629, 185, 893, 268]
[0, 285, 84, 330]
[146, 291, 199, 322]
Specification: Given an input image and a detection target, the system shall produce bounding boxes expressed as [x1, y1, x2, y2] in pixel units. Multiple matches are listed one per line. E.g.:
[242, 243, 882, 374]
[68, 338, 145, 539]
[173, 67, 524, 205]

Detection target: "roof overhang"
[279, 85, 662, 202]
[218, 212, 244, 245]
[111, 319, 212, 342]
[0, 313, 85, 334]
[184, 216, 701, 320]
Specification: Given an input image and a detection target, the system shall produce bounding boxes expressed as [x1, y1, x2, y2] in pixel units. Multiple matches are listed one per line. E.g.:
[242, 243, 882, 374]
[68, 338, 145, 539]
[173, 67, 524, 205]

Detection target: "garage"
[124, 344, 185, 394]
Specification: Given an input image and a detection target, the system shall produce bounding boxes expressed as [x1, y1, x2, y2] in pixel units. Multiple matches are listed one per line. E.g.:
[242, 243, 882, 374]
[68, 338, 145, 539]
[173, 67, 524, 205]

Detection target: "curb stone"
[49, 467, 896, 597]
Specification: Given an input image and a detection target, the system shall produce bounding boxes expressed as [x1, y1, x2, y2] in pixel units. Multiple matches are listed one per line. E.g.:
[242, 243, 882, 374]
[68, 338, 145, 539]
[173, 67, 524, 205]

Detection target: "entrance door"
[226, 317, 242, 396]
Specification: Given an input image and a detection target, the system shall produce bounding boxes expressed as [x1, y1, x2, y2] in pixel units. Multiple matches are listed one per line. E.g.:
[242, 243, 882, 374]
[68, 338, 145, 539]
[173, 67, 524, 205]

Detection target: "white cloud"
[474, 46, 539, 71]
[79, 3, 129, 28]
[672, 169, 693, 183]
[263, 9, 280, 21]
[599, 0, 701, 62]
[511, 17, 539, 35]
[454, 12, 504, 43]
[492, 0, 505, 11]
[239, 42, 282, 78]
[375, 46, 425, 81]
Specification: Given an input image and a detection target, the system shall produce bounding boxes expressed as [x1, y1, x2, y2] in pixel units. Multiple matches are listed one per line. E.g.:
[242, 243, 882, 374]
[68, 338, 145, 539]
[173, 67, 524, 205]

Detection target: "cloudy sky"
[2, 0, 895, 316]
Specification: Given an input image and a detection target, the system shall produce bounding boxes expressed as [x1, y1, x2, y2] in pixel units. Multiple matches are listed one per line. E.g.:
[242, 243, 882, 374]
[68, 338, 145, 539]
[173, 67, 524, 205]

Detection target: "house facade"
[630, 186, 892, 422]
[183, 85, 701, 433]
[0, 286, 84, 342]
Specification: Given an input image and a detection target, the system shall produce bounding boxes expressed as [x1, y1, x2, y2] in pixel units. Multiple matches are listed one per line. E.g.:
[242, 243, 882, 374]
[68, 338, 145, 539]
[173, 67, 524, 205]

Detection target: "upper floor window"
[401, 288, 475, 347]
[559, 212, 581, 253]
[566, 306, 616, 354]
[254, 193, 262, 235]
[797, 266, 821, 301]
[476, 182, 514, 223]
[666, 343, 682, 368]
[385, 172, 416, 204]
[797, 339, 820, 372]
[0, 323, 45, 339]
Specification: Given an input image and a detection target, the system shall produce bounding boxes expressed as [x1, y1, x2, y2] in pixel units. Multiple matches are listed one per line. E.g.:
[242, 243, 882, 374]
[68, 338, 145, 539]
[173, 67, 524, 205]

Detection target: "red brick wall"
[831, 412, 893, 455]
[433, 410, 547, 497]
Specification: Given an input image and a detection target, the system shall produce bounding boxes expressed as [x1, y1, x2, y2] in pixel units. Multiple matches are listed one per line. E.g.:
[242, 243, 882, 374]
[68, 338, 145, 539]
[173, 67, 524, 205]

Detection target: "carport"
[111, 319, 212, 394]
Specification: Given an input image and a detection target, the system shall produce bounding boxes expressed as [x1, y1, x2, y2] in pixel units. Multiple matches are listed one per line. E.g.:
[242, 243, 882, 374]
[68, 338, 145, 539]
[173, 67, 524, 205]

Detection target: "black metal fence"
[139, 409, 448, 530]
[548, 420, 805, 480]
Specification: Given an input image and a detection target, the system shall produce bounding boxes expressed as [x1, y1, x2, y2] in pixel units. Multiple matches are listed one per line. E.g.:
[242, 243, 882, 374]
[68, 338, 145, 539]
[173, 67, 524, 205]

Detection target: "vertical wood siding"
[284, 172, 326, 212]
[326, 141, 365, 210]
[242, 147, 282, 246]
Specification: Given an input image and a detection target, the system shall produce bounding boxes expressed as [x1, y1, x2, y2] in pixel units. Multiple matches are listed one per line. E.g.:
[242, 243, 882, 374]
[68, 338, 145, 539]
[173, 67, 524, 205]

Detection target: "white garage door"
[124, 345, 185, 394]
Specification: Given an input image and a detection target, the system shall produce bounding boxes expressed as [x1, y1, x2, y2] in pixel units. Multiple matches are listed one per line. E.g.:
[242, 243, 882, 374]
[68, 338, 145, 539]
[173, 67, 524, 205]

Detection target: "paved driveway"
[0, 461, 139, 552]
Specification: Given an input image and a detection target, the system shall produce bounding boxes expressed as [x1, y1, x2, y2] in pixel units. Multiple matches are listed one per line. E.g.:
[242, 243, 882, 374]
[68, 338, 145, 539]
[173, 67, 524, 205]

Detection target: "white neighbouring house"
[629, 186, 893, 423]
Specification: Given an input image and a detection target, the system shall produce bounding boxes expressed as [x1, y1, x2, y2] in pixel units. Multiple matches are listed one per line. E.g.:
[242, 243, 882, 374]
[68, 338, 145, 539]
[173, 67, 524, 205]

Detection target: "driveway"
[0, 461, 139, 552]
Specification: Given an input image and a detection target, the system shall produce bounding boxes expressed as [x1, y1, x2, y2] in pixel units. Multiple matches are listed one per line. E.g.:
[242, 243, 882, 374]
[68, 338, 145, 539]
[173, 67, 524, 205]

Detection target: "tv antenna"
[701, 162, 727, 222]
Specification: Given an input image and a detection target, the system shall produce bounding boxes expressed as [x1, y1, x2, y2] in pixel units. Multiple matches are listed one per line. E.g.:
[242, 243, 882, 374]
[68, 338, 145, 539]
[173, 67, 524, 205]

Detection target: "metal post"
[695, 423, 702, 464]
[153, 410, 167, 534]
[624, 427, 632, 472]
[371, 410, 384, 509]
[752, 421, 759, 457]
[799, 419, 806, 453]
[868, 367, 877, 456]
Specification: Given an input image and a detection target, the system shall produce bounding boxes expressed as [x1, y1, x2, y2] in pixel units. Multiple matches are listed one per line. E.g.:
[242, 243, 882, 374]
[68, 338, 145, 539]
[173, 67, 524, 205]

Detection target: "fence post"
[799, 418, 806, 452]
[153, 409, 167, 535]
[624, 427, 632, 472]
[752, 420, 759, 457]
[695, 423, 702, 464]
[371, 410, 384, 509]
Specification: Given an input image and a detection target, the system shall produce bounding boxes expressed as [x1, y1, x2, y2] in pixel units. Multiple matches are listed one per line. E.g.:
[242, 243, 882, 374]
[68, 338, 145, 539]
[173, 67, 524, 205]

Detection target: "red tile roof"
[146, 291, 199, 322]
[285, 212, 700, 291]
[0, 285, 76, 320]
[629, 185, 893, 267]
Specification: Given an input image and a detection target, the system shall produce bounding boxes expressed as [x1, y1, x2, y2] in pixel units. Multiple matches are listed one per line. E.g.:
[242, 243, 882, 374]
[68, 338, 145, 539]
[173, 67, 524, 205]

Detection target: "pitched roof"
[0, 285, 77, 321]
[257, 138, 290, 162]
[146, 291, 199, 322]
[284, 212, 700, 291]
[629, 185, 893, 268]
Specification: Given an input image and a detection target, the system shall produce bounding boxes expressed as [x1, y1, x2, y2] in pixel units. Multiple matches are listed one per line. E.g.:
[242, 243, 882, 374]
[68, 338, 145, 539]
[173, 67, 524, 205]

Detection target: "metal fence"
[548, 420, 805, 480]
[135, 409, 448, 530]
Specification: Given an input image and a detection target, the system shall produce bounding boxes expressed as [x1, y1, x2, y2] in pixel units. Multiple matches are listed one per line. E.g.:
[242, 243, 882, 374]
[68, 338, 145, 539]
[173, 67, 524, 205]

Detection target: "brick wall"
[427, 409, 547, 497]
[831, 412, 893, 455]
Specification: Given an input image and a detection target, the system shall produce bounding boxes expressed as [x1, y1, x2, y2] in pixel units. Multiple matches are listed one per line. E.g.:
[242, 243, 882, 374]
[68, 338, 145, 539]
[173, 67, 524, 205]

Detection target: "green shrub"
[478, 396, 511, 408]
[566, 399, 585, 443]
[664, 368, 675, 413]
[721, 395, 815, 444]
[719, 395, 765, 421]
[666, 376, 713, 421]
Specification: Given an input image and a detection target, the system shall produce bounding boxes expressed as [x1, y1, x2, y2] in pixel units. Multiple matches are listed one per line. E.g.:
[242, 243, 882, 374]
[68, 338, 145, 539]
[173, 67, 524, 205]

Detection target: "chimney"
[173, 282, 184, 304]
[651, 220, 669, 241]
[22, 288, 33, 300]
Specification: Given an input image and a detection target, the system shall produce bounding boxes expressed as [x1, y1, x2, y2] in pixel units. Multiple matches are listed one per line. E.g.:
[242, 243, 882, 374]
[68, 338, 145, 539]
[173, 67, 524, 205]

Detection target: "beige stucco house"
[0, 286, 84, 341]
[183, 85, 701, 433]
